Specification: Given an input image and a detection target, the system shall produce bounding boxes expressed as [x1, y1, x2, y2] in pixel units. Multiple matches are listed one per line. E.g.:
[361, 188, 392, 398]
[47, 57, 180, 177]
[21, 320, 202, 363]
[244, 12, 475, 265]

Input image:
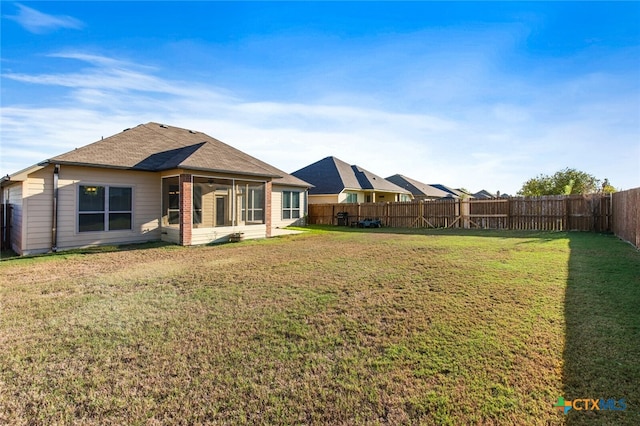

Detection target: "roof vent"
[123, 128, 131, 132]
[159, 124, 168, 128]
[189, 130, 197, 134]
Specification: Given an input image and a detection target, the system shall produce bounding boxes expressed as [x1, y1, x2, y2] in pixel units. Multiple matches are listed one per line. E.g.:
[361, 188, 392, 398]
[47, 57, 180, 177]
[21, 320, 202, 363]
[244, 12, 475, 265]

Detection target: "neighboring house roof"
[386, 174, 450, 198]
[34, 122, 310, 187]
[458, 188, 475, 198]
[291, 156, 411, 195]
[473, 189, 496, 199]
[428, 184, 475, 199]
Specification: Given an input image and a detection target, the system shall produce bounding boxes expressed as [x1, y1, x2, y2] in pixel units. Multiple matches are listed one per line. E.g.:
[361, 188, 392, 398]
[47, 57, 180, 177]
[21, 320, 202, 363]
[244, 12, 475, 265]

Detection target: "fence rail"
[307, 194, 613, 232]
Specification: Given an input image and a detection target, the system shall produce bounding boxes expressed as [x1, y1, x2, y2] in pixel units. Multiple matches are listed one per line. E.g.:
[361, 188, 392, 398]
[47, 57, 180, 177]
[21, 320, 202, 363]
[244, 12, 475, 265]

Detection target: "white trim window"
[282, 191, 301, 219]
[345, 192, 358, 203]
[78, 185, 132, 232]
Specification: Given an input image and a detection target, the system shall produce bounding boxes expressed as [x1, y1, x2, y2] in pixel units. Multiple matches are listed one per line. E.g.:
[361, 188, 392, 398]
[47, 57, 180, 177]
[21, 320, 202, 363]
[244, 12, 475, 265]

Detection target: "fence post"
[386, 202, 390, 227]
[461, 199, 470, 229]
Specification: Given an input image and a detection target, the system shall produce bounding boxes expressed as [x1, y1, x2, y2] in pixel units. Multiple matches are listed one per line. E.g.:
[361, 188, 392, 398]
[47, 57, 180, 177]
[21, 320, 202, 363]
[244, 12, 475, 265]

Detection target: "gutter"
[52, 164, 60, 252]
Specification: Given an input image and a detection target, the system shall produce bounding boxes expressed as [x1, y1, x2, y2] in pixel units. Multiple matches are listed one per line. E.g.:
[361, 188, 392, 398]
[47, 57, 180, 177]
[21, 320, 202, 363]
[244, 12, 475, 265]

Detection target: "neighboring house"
[291, 156, 412, 204]
[0, 123, 311, 255]
[429, 184, 474, 199]
[473, 189, 496, 199]
[386, 174, 451, 201]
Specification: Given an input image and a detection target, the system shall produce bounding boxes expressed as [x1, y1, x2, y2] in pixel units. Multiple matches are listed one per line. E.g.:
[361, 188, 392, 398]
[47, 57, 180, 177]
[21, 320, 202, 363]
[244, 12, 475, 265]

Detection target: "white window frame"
[345, 192, 358, 203]
[282, 191, 301, 219]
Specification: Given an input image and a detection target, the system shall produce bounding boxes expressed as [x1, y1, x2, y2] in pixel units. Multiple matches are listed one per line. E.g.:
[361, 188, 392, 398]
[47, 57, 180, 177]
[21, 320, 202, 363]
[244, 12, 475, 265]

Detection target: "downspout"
[304, 188, 309, 226]
[52, 164, 60, 252]
[2, 186, 7, 246]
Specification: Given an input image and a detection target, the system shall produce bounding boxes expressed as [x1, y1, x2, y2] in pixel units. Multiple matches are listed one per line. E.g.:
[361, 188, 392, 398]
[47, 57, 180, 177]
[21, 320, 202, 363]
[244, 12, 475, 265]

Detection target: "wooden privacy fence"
[1, 204, 11, 251]
[612, 188, 640, 248]
[308, 194, 612, 232]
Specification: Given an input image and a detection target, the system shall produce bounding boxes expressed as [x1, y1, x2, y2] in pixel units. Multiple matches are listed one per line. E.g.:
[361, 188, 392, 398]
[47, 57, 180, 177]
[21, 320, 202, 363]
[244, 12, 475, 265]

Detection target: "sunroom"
[161, 174, 271, 245]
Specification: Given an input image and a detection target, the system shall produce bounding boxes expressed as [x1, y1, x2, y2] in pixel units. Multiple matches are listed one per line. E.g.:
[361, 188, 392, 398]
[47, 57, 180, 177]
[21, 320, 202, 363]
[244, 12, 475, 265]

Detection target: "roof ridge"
[141, 122, 197, 147]
[142, 123, 279, 176]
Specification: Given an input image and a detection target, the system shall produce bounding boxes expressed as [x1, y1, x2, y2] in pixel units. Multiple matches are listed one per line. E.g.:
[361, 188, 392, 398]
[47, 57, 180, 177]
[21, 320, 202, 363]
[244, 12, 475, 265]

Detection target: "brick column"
[179, 174, 192, 246]
[265, 180, 272, 237]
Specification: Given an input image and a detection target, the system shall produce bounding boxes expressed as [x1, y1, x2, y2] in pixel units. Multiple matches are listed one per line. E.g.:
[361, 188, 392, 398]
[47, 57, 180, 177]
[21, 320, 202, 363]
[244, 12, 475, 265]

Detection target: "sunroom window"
[239, 181, 265, 224]
[162, 176, 266, 228]
[162, 177, 180, 225]
[193, 177, 233, 228]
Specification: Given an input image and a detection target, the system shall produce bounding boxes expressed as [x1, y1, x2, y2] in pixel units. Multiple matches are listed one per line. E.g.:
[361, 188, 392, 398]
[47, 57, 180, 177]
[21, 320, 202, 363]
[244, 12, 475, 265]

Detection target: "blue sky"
[1, 1, 639, 194]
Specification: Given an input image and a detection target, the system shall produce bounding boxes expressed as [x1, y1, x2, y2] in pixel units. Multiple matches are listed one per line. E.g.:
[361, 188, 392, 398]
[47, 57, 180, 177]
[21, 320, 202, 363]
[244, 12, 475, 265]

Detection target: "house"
[291, 156, 412, 204]
[0, 123, 311, 255]
[472, 189, 496, 199]
[385, 174, 451, 201]
[429, 184, 474, 199]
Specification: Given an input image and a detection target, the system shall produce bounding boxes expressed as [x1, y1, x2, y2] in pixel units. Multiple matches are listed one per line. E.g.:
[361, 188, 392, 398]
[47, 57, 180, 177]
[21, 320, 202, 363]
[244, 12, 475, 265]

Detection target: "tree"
[601, 178, 617, 194]
[517, 168, 604, 196]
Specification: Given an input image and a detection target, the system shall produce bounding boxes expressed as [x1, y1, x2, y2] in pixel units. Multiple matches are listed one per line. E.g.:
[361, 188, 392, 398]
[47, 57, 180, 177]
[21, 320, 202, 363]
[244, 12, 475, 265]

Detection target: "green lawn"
[0, 228, 638, 425]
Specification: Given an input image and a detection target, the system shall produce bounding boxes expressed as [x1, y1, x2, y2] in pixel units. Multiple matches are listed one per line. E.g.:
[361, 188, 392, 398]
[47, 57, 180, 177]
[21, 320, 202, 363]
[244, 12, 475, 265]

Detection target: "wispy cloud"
[6, 3, 84, 34]
[1, 50, 638, 193]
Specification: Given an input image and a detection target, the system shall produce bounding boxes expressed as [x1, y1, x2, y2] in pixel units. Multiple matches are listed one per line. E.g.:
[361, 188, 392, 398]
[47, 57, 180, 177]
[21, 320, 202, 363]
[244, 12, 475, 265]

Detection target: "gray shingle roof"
[48, 122, 310, 187]
[473, 189, 496, 199]
[386, 174, 450, 198]
[427, 184, 475, 199]
[292, 156, 410, 195]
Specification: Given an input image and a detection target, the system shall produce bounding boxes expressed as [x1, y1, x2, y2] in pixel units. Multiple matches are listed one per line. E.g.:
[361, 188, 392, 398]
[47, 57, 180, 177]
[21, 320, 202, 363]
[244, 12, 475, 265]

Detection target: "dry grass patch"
[1, 229, 638, 425]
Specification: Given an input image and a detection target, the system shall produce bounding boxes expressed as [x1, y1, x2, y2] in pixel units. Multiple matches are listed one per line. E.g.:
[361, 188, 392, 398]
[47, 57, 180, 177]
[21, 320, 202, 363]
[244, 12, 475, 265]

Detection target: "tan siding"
[24, 167, 53, 253]
[200, 188, 215, 228]
[272, 189, 282, 224]
[309, 194, 340, 204]
[51, 166, 162, 251]
[161, 226, 180, 244]
[271, 186, 307, 229]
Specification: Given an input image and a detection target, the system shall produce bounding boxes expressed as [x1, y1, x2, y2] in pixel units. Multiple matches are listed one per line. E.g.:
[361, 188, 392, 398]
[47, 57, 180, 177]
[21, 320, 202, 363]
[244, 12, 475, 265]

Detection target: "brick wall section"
[179, 173, 192, 246]
[265, 180, 272, 237]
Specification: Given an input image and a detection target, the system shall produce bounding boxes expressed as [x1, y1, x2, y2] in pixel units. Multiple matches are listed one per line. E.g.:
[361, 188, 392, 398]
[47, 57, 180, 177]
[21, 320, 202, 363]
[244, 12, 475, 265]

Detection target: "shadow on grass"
[0, 241, 178, 263]
[564, 233, 640, 425]
[0, 249, 19, 260]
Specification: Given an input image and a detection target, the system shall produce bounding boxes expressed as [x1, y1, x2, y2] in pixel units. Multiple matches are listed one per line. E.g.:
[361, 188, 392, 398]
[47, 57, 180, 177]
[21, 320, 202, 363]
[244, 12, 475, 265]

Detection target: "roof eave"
[342, 187, 412, 195]
[272, 181, 314, 189]
[1, 163, 48, 186]
[49, 160, 146, 171]
[39, 161, 284, 179]
[174, 165, 282, 179]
